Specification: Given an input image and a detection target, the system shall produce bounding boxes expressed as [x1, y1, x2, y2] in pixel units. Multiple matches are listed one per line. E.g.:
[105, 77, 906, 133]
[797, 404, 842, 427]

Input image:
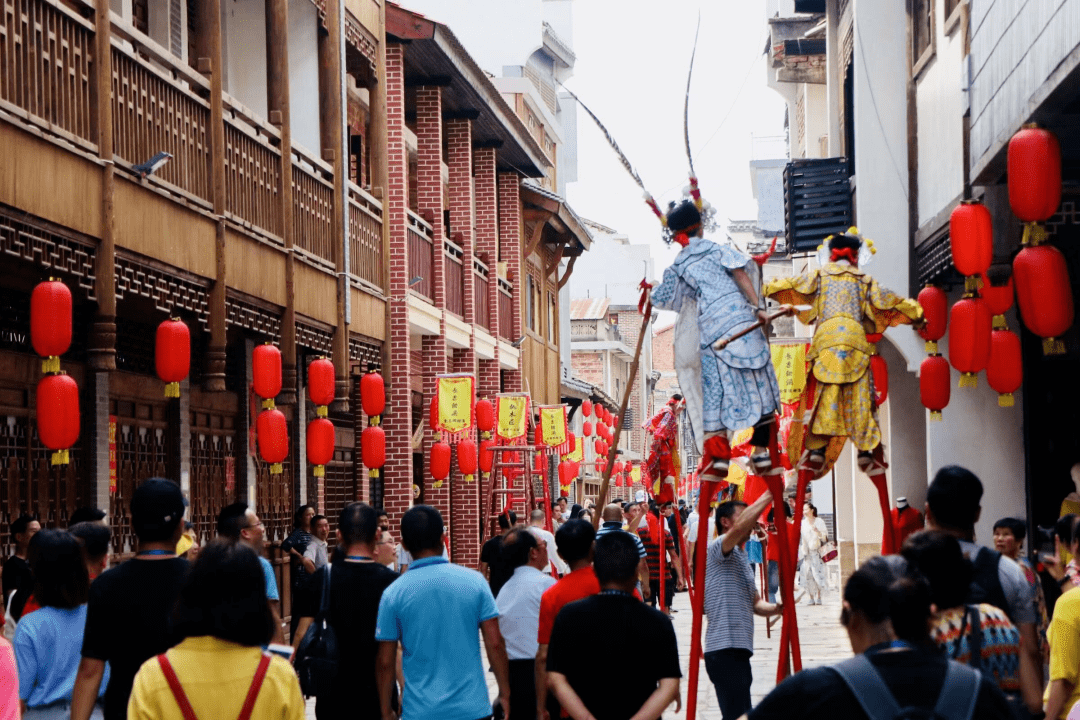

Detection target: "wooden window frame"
[911, 0, 936, 79]
[943, 0, 964, 36]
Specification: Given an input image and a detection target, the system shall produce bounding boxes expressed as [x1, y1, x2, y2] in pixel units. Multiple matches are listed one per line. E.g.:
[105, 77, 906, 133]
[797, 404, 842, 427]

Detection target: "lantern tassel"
[959, 372, 978, 388]
[314, 465, 325, 478]
[1043, 337, 1066, 355]
[270, 462, 283, 475]
[164, 382, 180, 399]
[433, 480, 444, 488]
[51, 449, 70, 465]
[369, 468, 380, 478]
[465, 473, 474, 483]
[992, 315, 1007, 330]
[370, 415, 380, 426]
[1022, 222, 1048, 247]
[924, 341, 938, 354]
[316, 405, 328, 418]
[930, 411, 943, 422]
[964, 276, 982, 293]
[42, 356, 60, 374]
[998, 393, 1015, 408]
[262, 398, 276, 410]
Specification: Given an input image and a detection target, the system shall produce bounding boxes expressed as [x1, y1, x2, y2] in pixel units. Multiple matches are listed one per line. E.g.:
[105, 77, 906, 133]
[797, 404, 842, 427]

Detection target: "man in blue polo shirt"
[376, 505, 511, 720]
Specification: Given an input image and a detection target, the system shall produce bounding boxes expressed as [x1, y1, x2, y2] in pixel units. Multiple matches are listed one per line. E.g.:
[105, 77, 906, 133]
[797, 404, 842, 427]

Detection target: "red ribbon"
[830, 247, 859, 264]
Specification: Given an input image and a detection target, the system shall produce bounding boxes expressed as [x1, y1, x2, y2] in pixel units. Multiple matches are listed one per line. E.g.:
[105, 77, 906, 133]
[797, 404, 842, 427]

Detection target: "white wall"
[915, 1, 965, 227]
[223, 0, 268, 119]
[568, 231, 654, 308]
[804, 83, 828, 159]
[852, 0, 922, 371]
[288, 0, 321, 154]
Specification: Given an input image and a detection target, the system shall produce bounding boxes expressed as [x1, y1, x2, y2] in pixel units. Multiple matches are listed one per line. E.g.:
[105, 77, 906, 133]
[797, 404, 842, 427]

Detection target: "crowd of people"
[2, 462, 1080, 720]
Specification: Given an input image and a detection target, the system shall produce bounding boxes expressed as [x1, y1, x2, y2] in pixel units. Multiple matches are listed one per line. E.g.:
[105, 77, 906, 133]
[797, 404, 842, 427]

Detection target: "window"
[526, 275, 536, 332]
[547, 292, 557, 343]
[911, 0, 935, 75]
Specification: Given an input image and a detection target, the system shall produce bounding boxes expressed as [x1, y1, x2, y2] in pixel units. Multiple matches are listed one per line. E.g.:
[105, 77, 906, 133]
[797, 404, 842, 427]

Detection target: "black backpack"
[968, 548, 1011, 621]
[830, 654, 981, 720]
[294, 565, 338, 696]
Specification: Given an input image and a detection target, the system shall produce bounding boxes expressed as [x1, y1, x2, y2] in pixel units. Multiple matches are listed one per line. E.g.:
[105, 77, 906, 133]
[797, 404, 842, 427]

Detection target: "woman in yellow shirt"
[127, 540, 304, 720]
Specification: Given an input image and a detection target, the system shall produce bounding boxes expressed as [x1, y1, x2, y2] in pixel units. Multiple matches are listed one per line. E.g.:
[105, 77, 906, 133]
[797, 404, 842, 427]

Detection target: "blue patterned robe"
[652, 236, 781, 439]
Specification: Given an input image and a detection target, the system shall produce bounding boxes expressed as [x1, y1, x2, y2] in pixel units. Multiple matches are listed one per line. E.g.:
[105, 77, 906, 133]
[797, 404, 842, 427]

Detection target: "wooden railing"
[407, 211, 434, 301]
[0, 0, 97, 148]
[348, 182, 383, 289]
[498, 278, 513, 340]
[110, 26, 212, 202]
[291, 146, 335, 264]
[444, 239, 464, 318]
[473, 258, 490, 331]
[223, 99, 283, 238]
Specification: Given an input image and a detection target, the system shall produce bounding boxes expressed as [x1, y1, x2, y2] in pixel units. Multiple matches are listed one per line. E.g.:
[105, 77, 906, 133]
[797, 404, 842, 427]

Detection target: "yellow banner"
[771, 343, 808, 405]
[496, 394, 529, 441]
[630, 465, 641, 484]
[562, 436, 584, 463]
[437, 375, 474, 434]
[539, 406, 567, 448]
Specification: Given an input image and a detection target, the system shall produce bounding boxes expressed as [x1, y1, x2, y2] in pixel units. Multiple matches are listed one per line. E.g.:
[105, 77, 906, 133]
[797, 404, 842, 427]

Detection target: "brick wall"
[498, 173, 523, 391]
[572, 352, 604, 387]
[474, 147, 500, 399]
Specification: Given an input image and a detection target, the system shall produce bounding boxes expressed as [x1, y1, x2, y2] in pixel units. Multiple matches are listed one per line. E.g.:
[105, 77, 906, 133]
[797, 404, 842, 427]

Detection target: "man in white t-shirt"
[302, 514, 330, 572]
[527, 510, 568, 576]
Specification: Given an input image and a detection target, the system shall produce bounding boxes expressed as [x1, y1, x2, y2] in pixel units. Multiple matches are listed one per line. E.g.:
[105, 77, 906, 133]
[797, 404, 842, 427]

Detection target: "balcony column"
[474, 147, 500, 398]
[498, 172, 524, 392]
[381, 42, 414, 534]
[446, 117, 477, 565]
[414, 85, 452, 536]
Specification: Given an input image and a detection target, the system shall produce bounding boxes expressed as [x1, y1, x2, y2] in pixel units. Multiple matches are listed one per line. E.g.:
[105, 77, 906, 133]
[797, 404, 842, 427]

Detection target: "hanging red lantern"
[615, 475, 624, 487]
[475, 399, 494, 438]
[980, 273, 1014, 329]
[479, 438, 495, 474]
[431, 441, 451, 487]
[360, 369, 386, 421]
[429, 396, 439, 432]
[31, 279, 72, 374]
[1014, 243, 1074, 355]
[533, 449, 548, 474]
[565, 431, 576, 458]
[582, 399, 593, 417]
[918, 285, 948, 353]
[307, 357, 335, 417]
[870, 355, 888, 406]
[613, 461, 624, 475]
[605, 408, 614, 426]
[362, 425, 386, 477]
[949, 201, 993, 286]
[36, 373, 79, 465]
[558, 461, 575, 488]
[920, 355, 951, 421]
[582, 421, 593, 437]
[949, 297, 992, 387]
[1008, 125, 1061, 223]
[252, 344, 282, 407]
[256, 408, 288, 474]
[155, 318, 190, 398]
[306, 418, 335, 478]
[594, 439, 603, 456]
[987, 329, 1023, 408]
[534, 423, 544, 448]
[458, 437, 477, 482]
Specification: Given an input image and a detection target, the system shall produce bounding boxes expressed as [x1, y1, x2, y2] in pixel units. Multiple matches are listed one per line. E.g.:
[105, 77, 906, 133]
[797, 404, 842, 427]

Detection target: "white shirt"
[303, 538, 328, 570]
[396, 543, 448, 571]
[527, 526, 568, 575]
[686, 511, 717, 545]
[495, 565, 557, 660]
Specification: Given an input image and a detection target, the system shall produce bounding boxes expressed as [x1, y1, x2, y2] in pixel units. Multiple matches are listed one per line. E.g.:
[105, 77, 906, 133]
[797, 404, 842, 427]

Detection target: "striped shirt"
[638, 521, 676, 581]
[704, 534, 756, 653]
[596, 522, 647, 559]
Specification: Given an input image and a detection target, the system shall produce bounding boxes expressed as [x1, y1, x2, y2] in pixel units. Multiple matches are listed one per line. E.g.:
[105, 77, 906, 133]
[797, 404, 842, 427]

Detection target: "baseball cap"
[131, 478, 186, 540]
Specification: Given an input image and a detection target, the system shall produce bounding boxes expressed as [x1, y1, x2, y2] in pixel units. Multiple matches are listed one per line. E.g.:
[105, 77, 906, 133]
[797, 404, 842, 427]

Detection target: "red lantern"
[980, 274, 1014, 329]
[306, 418, 335, 478]
[613, 461, 624, 475]
[582, 421, 593, 437]
[566, 431, 576, 458]
[36, 373, 79, 465]
[605, 408, 614, 426]
[458, 438, 477, 482]
[252, 344, 282, 406]
[155, 318, 190, 398]
[559, 461, 575, 488]
[307, 357, 335, 416]
[1008, 126, 1061, 223]
[533, 449, 548, 474]
[429, 396, 439, 432]
[360, 370, 386, 420]
[987, 329, 1023, 408]
[918, 285, 948, 353]
[534, 424, 545, 448]
[594, 439, 603, 456]
[615, 475, 623, 487]
[920, 355, 951, 421]
[582, 399, 593, 417]
[1014, 244, 1074, 355]
[431, 441, 451, 486]
[476, 399, 494, 437]
[949, 202, 993, 281]
[362, 425, 385, 477]
[479, 438, 495, 474]
[949, 297, 992, 387]
[31, 279, 72, 374]
[256, 408, 288, 474]
[870, 355, 888, 406]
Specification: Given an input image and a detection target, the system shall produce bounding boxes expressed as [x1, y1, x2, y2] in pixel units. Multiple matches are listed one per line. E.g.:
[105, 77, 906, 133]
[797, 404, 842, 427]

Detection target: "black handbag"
[294, 565, 338, 697]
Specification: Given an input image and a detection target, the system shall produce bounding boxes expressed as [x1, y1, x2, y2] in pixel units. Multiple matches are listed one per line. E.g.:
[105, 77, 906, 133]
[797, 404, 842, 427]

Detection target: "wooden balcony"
[498, 277, 513, 340]
[407, 211, 434, 301]
[224, 99, 283, 238]
[444, 238, 464, 318]
[348, 183, 383, 289]
[292, 146, 335, 265]
[473, 258, 490, 331]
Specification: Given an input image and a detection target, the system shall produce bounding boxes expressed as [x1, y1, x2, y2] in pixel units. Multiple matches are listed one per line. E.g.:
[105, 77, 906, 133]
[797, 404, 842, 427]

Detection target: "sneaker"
[798, 449, 826, 474]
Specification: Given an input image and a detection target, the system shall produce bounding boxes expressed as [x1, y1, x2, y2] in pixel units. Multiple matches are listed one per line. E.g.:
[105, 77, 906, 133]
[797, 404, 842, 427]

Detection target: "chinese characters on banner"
[434, 374, 475, 444]
[495, 393, 530, 443]
[562, 435, 584, 463]
[538, 405, 570, 454]
[770, 343, 810, 460]
[630, 464, 641, 486]
[108, 416, 117, 493]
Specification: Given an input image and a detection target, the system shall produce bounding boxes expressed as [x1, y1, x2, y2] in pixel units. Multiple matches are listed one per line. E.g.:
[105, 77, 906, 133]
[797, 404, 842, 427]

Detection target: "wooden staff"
[712, 306, 809, 350]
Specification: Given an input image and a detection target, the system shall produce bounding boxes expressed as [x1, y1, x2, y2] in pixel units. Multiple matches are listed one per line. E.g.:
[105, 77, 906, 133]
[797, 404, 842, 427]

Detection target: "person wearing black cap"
[649, 200, 786, 484]
[71, 478, 190, 720]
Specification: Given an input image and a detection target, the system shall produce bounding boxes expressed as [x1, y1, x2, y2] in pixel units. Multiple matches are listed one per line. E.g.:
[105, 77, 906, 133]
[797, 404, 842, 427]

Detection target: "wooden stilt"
[685, 480, 720, 720]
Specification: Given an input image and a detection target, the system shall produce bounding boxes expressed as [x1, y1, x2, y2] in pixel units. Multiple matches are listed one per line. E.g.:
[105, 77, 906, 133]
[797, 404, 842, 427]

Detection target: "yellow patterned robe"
[765, 262, 922, 475]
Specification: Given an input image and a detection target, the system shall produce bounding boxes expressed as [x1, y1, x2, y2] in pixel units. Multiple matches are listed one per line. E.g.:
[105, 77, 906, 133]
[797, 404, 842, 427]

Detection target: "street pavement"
[305, 571, 852, 720]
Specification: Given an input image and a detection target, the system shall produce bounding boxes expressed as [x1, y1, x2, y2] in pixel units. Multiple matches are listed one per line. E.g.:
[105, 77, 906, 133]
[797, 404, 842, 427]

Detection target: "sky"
[563, 0, 788, 280]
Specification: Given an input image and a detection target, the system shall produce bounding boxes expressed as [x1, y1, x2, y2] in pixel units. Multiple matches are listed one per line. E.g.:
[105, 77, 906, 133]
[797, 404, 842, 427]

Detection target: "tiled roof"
[570, 297, 610, 320]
